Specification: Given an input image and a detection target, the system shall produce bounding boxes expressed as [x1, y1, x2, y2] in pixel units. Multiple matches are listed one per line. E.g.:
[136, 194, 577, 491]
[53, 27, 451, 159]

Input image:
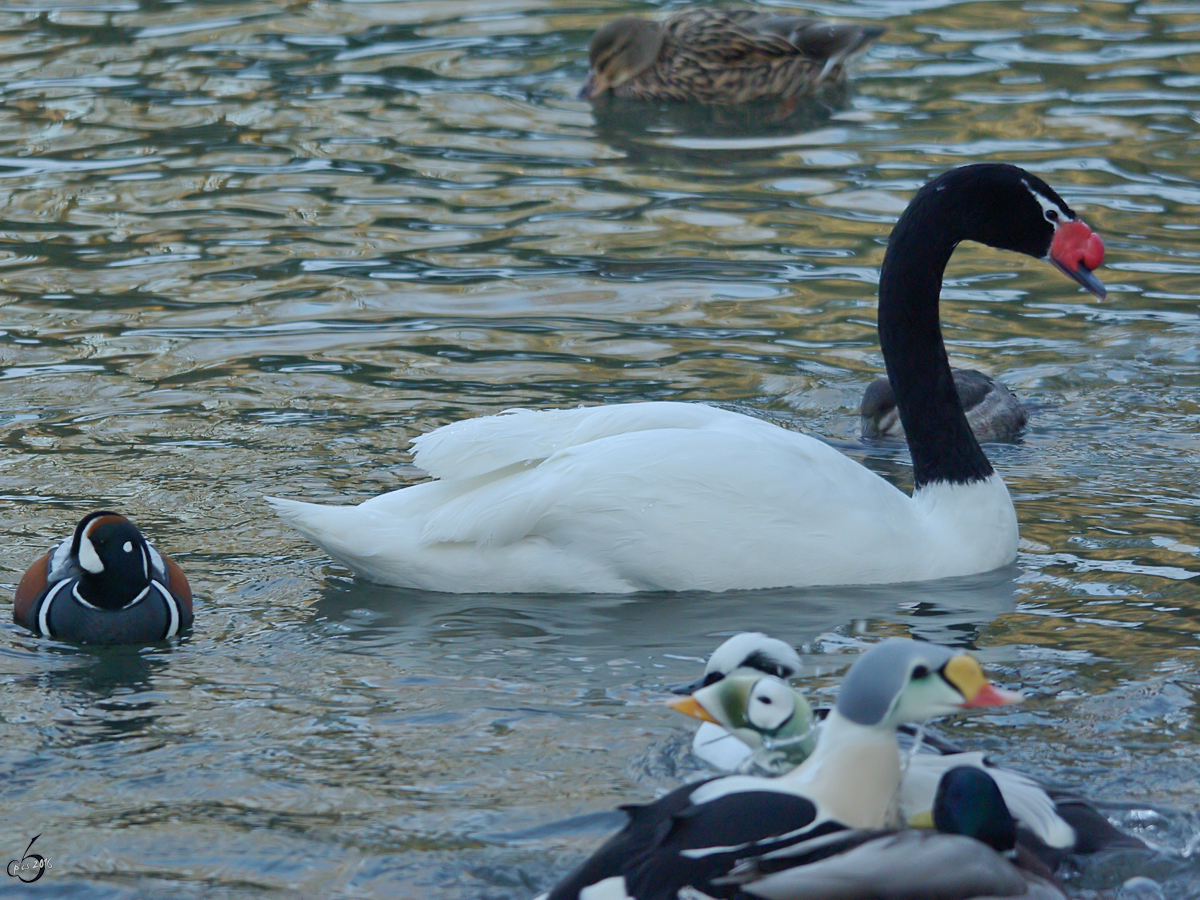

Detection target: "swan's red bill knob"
[1048, 219, 1106, 299]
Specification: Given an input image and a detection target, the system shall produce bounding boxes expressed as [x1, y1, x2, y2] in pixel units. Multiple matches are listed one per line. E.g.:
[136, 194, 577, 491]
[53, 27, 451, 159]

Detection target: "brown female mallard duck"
[581, 10, 885, 104]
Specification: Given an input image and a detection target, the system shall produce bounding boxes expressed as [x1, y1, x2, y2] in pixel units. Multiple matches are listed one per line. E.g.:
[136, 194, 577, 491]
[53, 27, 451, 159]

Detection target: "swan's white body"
[268, 401, 1018, 593]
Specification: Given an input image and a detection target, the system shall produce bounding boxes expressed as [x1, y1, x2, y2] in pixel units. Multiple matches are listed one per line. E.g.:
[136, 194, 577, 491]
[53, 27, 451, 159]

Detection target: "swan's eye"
[1044, 209, 1060, 224]
[912, 665, 930, 679]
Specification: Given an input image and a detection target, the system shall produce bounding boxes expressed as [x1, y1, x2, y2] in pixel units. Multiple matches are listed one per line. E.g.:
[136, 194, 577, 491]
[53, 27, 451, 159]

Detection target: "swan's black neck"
[878, 175, 996, 489]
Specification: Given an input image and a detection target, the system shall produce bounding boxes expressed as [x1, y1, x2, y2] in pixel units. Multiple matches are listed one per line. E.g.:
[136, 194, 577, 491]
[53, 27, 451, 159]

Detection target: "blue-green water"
[0, 1, 1199, 897]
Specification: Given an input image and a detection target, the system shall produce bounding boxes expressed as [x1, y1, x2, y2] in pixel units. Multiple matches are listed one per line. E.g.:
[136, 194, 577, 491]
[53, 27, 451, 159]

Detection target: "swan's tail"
[266, 496, 375, 563]
[266, 496, 444, 588]
[265, 495, 635, 594]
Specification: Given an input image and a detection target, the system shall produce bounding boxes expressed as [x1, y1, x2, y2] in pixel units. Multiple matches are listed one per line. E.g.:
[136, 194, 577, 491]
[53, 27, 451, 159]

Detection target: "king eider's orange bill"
[944, 655, 1023, 708]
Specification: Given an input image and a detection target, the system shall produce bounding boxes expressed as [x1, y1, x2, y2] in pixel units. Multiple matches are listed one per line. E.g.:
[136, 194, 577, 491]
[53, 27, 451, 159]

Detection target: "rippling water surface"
[1, 0, 1199, 897]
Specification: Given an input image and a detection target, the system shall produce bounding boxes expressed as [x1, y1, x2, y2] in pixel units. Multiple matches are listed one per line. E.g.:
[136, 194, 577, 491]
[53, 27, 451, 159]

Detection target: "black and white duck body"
[673, 633, 805, 771]
[269, 165, 1105, 594]
[725, 766, 1066, 900]
[542, 639, 1021, 900]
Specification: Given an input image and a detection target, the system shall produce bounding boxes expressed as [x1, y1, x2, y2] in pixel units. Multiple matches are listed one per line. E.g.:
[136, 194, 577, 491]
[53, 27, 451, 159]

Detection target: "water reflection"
[590, 89, 844, 141]
[31, 643, 163, 692]
[307, 566, 1020, 668]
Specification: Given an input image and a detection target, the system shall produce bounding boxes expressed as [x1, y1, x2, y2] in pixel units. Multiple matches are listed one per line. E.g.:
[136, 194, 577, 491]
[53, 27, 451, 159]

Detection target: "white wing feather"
[411, 402, 728, 481]
[268, 402, 1018, 593]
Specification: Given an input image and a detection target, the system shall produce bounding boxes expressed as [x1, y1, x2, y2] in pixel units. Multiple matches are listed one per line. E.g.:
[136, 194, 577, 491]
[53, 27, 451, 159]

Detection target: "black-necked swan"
[268, 164, 1106, 593]
[862, 368, 1028, 443]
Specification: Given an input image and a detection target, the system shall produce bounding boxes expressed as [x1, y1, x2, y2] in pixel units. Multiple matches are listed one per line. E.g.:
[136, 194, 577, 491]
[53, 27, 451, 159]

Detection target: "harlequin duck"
[14, 511, 192, 643]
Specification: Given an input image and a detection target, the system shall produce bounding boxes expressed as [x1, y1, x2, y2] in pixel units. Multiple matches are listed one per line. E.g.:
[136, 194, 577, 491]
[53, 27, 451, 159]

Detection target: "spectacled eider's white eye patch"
[747, 678, 795, 732]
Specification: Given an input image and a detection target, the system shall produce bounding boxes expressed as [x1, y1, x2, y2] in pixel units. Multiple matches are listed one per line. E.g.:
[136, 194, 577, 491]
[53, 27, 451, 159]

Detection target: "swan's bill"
[1047, 219, 1106, 299]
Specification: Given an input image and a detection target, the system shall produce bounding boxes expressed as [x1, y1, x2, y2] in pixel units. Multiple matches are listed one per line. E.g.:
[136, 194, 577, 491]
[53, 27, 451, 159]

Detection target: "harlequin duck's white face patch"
[77, 515, 141, 576]
[77, 529, 104, 574]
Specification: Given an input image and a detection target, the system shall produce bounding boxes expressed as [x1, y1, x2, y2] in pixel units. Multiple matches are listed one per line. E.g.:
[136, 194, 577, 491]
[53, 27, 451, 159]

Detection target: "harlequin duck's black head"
[71, 511, 153, 610]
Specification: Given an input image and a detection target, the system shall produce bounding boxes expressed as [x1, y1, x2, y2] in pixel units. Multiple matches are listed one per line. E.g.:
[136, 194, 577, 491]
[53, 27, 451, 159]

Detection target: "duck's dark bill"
[1051, 258, 1107, 300]
[669, 677, 707, 695]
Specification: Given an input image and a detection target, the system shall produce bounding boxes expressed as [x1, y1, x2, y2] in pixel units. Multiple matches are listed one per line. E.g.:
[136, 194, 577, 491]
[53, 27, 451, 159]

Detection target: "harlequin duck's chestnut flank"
[14, 512, 192, 644]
